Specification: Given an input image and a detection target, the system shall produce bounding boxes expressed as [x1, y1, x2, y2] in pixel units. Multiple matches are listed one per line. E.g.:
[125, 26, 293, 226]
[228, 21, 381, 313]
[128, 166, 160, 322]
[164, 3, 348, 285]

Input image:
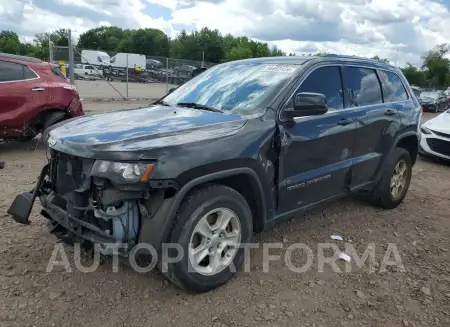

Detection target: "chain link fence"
[50, 46, 217, 100]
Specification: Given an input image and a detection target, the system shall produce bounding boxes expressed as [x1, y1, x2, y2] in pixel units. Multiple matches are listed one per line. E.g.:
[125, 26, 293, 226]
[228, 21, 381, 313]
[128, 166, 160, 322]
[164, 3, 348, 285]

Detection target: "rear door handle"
[337, 118, 353, 126]
[384, 109, 396, 116]
[32, 87, 45, 92]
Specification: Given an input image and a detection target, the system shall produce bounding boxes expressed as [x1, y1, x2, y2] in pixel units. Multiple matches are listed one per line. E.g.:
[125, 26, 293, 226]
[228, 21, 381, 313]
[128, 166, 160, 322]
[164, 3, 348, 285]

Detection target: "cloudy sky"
[1, 0, 450, 66]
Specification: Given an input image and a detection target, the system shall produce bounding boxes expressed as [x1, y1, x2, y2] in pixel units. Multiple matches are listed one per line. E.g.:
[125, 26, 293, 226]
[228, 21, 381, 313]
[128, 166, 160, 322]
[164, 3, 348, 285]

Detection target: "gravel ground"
[0, 104, 449, 327]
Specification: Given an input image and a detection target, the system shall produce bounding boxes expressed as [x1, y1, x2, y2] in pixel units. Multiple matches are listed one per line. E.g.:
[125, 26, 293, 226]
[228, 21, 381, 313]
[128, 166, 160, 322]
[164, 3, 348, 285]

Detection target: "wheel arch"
[394, 132, 419, 165]
[27, 108, 69, 132]
[373, 131, 419, 184]
[139, 168, 267, 254]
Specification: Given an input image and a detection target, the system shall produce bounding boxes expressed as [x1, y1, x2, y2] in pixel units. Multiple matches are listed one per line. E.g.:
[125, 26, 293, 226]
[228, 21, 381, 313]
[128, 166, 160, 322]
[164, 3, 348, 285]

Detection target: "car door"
[277, 65, 357, 213]
[0, 60, 46, 136]
[344, 66, 404, 189]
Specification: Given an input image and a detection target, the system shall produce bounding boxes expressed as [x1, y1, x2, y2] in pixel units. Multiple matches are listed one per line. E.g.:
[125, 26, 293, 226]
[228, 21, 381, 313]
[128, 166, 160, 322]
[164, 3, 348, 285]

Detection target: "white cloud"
[1, 0, 450, 66]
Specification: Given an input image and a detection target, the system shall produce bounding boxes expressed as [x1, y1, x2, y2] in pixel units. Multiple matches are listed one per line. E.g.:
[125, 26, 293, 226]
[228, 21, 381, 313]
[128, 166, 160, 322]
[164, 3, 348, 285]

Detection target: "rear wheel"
[163, 184, 253, 293]
[42, 111, 67, 134]
[369, 148, 412, 209]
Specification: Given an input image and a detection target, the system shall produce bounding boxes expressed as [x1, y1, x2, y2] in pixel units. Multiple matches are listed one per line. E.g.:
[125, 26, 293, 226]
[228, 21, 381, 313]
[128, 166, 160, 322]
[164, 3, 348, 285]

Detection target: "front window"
[163, 63, 300, 115]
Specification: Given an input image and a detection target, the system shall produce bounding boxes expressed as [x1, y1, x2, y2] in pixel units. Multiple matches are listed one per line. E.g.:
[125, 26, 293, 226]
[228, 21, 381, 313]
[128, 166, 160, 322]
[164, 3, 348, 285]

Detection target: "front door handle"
[384, 109, 396, 116]
[32, 87, 45, 92]
[337, 118, 353, 126]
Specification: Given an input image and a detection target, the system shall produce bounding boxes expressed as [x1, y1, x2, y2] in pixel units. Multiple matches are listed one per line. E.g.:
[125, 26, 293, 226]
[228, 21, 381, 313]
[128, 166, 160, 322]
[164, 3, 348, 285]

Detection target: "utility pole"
[48, 38, 53, 62]
[202, 51, 205, 68]
[126, 53, 129, 99]
[68, 29, 75, 84]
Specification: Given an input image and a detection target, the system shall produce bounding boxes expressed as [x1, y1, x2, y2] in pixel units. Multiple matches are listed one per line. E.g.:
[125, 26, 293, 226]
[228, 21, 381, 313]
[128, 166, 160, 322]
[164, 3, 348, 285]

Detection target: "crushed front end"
[8, 147, 165, 257]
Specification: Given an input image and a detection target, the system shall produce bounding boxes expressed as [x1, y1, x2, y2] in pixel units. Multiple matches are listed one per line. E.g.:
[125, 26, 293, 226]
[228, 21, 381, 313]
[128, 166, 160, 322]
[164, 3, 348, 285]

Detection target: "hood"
[424, 110, 450, 134]
[47, 105, 247, 160]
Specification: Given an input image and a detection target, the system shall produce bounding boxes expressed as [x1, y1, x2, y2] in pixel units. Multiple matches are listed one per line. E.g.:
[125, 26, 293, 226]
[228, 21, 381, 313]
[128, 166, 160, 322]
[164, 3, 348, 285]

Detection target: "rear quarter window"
[23, 66, 37, 79]
[378, 70, 409, 102]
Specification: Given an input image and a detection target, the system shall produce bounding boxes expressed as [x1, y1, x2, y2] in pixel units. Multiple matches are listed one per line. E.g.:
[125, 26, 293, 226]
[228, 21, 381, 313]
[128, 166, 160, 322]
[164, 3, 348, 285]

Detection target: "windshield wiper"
[176, 102, 223, 113]
[153, 99, 171, 106]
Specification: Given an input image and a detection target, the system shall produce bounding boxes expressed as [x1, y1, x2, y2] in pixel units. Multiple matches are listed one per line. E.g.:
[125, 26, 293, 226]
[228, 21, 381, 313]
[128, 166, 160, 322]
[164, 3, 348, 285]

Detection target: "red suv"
[0, 53, 84, 140]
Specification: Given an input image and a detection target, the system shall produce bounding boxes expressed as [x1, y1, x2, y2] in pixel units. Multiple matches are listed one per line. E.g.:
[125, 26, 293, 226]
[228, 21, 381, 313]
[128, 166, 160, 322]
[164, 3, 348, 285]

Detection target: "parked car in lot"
[417, 90, 449, 112]
[8, 55, 420, 293]
[146, 59, 163, 70]
[74, 64, 103, 79]
[444, 89, 450, 103]
[0, 53, 84, 140]
[419, 109, 450, 160]
[173, 64, 197, 78]
[411, 85, 422, 98]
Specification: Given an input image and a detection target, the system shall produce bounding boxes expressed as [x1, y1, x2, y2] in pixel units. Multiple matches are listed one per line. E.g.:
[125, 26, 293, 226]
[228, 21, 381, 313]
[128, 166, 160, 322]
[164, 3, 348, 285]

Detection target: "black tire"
[369, 148, 412, 209]
[42, 111, 67, 134]
[162, 184, 253, 293]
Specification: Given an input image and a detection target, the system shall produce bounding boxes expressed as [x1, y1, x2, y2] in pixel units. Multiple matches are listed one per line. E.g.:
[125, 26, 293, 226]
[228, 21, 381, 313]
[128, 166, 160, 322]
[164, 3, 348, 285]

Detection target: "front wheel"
[369, 148, 412, 209]
[163, 184, 253, 293]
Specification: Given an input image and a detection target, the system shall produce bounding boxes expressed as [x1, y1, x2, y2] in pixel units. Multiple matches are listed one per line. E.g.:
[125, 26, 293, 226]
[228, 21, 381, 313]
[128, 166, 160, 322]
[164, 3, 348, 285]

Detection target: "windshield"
[163, 63, 299, 115]
[420, 91, 439, 99]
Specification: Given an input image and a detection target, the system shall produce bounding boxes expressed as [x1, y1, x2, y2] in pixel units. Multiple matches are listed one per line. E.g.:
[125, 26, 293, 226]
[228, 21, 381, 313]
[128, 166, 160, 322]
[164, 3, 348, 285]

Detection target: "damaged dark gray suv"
[8, 55, 421, 293]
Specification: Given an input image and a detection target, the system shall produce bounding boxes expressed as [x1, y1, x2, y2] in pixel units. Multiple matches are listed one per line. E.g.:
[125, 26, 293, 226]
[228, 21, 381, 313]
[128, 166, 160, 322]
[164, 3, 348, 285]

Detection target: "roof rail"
[321, 53, 393, 65]
[0, 52, 44, 63]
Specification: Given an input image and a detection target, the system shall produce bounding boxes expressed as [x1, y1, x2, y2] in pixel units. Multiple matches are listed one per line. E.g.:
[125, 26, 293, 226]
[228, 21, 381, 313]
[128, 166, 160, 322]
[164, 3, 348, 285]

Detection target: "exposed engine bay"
[38, 149, 160, 256]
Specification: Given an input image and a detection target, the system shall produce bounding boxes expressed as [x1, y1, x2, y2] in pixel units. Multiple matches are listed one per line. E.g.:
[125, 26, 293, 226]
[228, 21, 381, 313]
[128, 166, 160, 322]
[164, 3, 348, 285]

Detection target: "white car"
[419, 109, 450, 160]
[74, 64, 103, 79]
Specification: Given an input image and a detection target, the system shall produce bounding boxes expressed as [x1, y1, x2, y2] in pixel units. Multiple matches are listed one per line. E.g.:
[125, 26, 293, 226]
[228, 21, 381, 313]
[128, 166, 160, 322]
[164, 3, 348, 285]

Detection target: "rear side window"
[344, 67, 383, 107]
[0, 60, 24, 82]
[85, 65, 93, 69]
[378, 70, 409, 102]
[297, 66, 344, 110]
[23, 66, 37, 79]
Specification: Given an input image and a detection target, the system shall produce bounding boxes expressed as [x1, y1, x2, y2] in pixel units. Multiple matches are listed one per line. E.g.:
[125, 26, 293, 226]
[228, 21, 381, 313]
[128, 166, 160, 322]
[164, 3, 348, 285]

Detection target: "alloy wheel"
[189, 208, 241, 276]
[390, 159, 408, 200]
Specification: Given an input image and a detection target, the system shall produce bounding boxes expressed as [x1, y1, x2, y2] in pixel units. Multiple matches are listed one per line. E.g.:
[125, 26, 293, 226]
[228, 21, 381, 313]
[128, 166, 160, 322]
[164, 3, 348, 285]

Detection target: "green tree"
[371, 55, 389, 63]
[312, 52, 330, 56]
[0, 31, 22, 54]
[225, 44, 253, 61]
[78, 26, 125, 52]
[128, 28, 169, 56]
[400, 64, 427, 87]
[422, 44, 450, 88]
[269, 45, 286, 56]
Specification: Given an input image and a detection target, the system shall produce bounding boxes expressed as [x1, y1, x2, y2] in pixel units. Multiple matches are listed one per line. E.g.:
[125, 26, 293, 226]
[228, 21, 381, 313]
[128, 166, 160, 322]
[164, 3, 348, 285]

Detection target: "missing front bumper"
[7, 164, 49, 224]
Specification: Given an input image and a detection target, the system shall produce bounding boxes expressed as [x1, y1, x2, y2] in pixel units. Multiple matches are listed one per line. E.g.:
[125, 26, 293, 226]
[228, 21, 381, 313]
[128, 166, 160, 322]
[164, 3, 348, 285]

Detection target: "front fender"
[138, 168, 266, 253]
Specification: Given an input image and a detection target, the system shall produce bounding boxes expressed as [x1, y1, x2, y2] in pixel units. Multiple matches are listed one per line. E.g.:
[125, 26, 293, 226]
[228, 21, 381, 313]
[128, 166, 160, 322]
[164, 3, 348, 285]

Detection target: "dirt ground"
[0, 103, 449, 327]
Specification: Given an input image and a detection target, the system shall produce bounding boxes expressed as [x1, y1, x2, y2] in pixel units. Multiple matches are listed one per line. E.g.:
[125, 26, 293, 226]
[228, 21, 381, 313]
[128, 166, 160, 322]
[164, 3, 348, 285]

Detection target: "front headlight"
[91, 160, 154, 183]
[420, 126, 432, 135]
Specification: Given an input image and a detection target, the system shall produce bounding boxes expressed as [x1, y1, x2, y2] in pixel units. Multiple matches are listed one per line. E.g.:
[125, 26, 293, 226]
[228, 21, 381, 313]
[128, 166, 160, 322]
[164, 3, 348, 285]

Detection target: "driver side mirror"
[284, 92, 329, 119]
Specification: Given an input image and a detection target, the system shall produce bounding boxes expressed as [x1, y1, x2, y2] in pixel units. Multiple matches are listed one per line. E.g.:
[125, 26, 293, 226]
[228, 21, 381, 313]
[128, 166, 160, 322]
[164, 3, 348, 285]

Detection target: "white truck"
[80, 50, 111, 67]
[110, 53, 146, 70]
[73, 64, 103, 79]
